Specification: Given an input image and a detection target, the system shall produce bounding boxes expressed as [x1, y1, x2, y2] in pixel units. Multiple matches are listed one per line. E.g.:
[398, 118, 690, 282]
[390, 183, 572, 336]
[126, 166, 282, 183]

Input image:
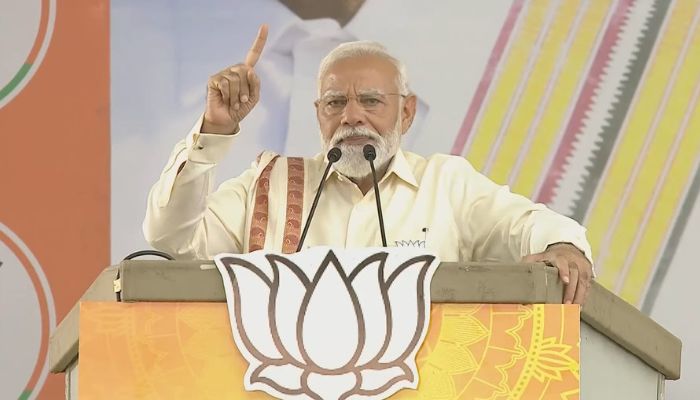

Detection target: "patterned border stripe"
[586, 0, 693, 292]
[510, 0, 615, 198]
[536, 0, 636, 205]
[487, 0, 590, 189]
[451, 0, 525, 155]
[248, 157, 279, 252]
[616, 9, 700, 303]
[464, 0, 549, 172]
[642, 159, 700, 313]
[282, 158, 305, 254]
[569, 0, 672, 222]
[483, 0, 574, 181]
[624, 100, 700, 303]
[547, 0, 662, 217]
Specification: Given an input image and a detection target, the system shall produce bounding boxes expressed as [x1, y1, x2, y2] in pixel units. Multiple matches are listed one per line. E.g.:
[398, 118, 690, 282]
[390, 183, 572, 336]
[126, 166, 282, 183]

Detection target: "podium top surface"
[48, 260, 682, 380]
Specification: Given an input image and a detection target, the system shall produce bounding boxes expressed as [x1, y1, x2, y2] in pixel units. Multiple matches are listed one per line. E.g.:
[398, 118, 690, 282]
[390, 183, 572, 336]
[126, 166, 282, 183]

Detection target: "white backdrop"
[111, 1, 700, 396]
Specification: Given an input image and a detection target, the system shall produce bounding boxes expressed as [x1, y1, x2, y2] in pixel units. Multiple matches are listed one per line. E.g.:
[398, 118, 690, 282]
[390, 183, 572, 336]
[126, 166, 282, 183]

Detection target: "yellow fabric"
[144, 116, 592, 263]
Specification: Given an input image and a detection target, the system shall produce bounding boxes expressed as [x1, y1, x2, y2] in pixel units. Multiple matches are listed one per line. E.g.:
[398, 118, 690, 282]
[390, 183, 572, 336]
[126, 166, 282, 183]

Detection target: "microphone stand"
[296, 147, 342, 252]
[363, 144, 388, 247]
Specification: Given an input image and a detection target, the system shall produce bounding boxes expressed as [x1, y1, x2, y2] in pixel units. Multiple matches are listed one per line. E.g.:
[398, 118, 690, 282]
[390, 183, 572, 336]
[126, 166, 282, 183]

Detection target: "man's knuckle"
[554, 255, 567, 267]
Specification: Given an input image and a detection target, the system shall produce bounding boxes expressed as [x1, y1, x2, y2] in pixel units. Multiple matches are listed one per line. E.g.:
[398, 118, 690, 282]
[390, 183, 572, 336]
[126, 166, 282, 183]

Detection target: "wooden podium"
[49, 260, 681, 399]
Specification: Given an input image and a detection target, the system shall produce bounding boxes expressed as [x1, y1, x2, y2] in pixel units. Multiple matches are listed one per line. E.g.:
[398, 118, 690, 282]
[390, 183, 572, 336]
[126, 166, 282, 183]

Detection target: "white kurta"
[144, 118, 593, 263]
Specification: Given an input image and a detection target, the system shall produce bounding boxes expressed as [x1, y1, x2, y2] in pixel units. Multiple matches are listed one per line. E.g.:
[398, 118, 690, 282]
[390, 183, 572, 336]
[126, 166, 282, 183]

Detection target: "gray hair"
[317, 41, 410, 96]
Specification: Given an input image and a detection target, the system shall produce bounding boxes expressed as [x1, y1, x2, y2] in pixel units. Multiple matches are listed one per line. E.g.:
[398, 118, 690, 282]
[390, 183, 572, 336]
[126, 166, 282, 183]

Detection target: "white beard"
[321, 120, 401, 178]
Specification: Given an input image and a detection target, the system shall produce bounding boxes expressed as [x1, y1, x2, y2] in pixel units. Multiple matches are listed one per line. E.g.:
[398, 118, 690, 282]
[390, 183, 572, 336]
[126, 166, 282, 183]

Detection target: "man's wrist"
[200, 120, 240, 135]
[546, 242, 585, 256]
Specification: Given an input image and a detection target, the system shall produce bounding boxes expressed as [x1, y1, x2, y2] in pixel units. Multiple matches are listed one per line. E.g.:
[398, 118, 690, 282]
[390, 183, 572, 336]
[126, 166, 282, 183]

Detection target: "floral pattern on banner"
[79, 302, 579, 399]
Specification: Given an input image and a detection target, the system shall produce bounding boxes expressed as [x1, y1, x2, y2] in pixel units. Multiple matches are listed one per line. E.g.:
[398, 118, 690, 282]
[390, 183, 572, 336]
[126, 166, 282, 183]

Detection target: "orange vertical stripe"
[0, 1, 110, 398]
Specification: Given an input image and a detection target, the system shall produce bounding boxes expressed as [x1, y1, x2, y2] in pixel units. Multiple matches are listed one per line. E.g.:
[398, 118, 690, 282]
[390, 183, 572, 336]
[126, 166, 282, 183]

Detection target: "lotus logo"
[214, 247, 440, 400]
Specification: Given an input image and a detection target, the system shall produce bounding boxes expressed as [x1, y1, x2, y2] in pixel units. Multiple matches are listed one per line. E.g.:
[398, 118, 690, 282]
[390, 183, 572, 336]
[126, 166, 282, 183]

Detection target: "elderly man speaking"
[144, 25, 594, 305]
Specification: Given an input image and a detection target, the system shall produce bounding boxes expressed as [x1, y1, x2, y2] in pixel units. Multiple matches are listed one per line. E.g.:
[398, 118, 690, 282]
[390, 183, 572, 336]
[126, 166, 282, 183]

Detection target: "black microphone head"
[327, 147, 342, 163]
[363, 144, 376, 161]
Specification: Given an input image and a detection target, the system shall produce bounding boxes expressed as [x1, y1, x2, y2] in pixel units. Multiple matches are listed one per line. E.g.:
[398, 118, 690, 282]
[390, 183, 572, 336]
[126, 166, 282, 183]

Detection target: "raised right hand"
[202, 24, 268, 134]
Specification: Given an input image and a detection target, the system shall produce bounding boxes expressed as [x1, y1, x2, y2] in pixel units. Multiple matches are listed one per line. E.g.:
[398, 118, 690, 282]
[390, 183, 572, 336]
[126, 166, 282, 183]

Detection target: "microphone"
[296, 147, 342, 252]
[363, 144, 388, 247]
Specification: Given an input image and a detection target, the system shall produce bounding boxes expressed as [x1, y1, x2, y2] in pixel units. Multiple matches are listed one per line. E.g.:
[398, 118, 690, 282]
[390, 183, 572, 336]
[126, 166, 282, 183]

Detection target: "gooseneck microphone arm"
[296, 147, 342, 252]
[363, 144, 388, 247]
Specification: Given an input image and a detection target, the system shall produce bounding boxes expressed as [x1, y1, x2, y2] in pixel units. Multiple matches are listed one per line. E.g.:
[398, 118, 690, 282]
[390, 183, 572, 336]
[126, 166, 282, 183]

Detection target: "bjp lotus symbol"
[214, 247, 440, 400]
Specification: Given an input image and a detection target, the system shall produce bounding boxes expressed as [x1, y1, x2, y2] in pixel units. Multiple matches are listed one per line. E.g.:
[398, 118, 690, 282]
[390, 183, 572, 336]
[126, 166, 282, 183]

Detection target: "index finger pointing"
[244, 24, 269, 67]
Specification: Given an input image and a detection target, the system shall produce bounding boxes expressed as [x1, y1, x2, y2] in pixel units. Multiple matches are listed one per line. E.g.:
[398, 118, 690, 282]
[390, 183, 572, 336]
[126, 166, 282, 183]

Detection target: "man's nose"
[340, 98, 366, 126]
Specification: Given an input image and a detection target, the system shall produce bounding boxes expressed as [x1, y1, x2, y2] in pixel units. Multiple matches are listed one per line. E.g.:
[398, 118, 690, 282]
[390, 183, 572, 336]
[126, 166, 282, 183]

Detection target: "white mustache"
[331, 127, 383, 147]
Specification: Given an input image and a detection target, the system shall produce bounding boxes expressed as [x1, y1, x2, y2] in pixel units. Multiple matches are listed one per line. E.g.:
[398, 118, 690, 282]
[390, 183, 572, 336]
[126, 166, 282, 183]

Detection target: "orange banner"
[0, 1, 109, 398]
[79, 302, 579, 399]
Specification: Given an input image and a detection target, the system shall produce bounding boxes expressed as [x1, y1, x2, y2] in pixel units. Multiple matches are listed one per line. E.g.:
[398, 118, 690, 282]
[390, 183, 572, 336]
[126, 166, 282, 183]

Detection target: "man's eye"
[361, 97, 380, 106]
[327, 99, 346, 107]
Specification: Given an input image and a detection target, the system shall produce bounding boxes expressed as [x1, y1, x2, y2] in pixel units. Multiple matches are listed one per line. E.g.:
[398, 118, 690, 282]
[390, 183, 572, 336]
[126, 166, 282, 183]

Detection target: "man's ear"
[401, 95, 417, 135]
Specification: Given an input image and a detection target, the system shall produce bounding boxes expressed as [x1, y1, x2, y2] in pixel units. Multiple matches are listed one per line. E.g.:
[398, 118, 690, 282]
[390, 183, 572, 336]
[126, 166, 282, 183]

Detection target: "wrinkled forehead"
[319, 55, 400, 96]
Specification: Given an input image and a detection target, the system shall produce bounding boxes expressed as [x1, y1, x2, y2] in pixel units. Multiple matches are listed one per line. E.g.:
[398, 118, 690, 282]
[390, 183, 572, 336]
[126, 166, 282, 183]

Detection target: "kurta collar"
[317, 148, 419, 189]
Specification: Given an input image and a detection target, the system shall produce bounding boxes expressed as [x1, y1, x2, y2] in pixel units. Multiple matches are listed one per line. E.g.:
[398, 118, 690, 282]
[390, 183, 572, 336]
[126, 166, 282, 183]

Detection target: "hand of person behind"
[202, 24, 268, 134]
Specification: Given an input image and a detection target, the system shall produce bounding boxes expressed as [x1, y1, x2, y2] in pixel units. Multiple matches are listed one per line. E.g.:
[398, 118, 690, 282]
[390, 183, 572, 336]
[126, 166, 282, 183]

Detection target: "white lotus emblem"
[214, 247, 440, 400]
